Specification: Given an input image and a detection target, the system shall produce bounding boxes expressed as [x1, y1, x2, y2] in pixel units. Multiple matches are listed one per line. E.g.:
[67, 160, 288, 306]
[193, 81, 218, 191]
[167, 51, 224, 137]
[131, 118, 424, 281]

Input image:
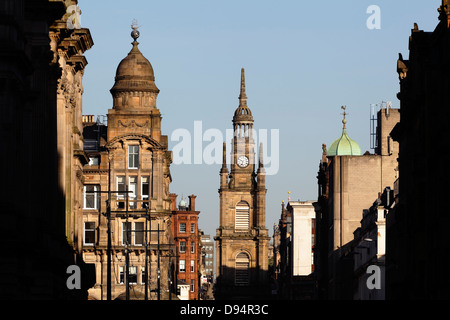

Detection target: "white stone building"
[287, 201, 318, 276]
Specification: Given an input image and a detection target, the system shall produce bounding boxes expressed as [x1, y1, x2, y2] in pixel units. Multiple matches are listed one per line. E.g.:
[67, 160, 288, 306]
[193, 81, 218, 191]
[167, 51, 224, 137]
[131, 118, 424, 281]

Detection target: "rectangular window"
[117, 176, 125, 209]
[119, 266, 124, 284]
[129, 266, 137, 284]
[180, 260, 186, 272]
[141, 266, 146, 284]
[179, 241, 186, 253]
[190, 242, 195, 253]
[190, 223, 195, 233]
[190, 260, 195, 273]
[129, 176, 137, 209]
[135, 222, 144, 245]
[84, 222, 95, 245]
[128, 145, 139, 169]
[141, 176, 150, 208]
[122, 222, 131, 245]
[179, 223, 186, 233]
[84, 185, 99, 209]
[190, 279, 195, 292]
[119, 266, 137, 284]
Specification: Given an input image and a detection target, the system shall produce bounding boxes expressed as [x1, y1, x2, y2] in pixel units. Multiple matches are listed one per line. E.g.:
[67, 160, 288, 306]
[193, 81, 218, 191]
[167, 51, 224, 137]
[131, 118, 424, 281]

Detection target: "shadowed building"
[386, 1, 450, 300]
[214, 69, 270, 300]
[0, 0, 93, 299]
[316, 105, 399, 299]
[274, 198, 318, 299]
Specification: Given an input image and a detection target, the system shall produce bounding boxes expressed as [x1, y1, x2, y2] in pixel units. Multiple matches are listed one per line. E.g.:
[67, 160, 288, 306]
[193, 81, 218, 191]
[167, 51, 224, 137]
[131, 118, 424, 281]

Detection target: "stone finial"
[341, 105, 348, 129]
[131, 19, 140, 42]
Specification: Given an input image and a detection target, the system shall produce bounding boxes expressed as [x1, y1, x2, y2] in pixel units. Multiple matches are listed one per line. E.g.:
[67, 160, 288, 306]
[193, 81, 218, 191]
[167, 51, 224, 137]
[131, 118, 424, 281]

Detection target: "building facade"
[288, 201, 317, 277]
[351, 188, 391, 300]
[81, 27, 175, 300]
[386, 0, 450, 299]
[316, 105, 399, 299]
[170, 194, 201, 300]
[200, 233, 215, 284]
[215, 68, 270, 300]
[0, 0, 93, 299]
[51, 0, 94, 261]
[273, 199, 318, 299]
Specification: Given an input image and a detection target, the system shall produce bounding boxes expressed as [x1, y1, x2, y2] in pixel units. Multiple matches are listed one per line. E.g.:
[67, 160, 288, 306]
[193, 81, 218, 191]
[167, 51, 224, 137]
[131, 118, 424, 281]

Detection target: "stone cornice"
[73, 149, 89, 165]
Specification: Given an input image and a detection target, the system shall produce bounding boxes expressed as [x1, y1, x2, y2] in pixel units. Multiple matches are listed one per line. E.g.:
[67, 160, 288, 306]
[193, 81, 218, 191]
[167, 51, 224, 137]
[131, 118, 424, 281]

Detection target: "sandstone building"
[214, 69, 270, 299]
[51, 0, 94, 266]
[81, 27, 175, 300]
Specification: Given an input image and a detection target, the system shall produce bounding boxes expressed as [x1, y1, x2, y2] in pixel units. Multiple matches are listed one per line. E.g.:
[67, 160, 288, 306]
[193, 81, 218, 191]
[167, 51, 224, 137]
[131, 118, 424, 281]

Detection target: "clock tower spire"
[215, 68, 270, 300]
[231, 68, 255, 186]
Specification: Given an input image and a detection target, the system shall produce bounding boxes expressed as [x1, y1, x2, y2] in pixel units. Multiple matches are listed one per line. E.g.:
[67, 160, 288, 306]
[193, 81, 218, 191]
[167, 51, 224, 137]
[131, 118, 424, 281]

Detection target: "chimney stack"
[188, 195, 197, 211]
[169, 193, 177, 211]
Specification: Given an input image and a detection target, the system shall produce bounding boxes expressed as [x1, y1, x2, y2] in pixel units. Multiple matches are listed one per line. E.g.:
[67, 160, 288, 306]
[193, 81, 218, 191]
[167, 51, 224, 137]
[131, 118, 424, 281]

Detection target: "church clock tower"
[215, 68, 270, 300]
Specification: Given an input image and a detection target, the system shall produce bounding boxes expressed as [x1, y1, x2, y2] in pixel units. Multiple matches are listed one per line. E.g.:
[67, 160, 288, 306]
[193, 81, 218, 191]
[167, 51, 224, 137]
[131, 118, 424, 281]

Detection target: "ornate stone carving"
[117, 119, 149, 128]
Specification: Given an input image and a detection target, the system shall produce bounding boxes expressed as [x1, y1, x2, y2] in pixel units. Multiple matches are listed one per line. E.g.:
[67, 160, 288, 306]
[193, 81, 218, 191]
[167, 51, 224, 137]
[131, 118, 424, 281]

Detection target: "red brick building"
[170, 194, 201, 300]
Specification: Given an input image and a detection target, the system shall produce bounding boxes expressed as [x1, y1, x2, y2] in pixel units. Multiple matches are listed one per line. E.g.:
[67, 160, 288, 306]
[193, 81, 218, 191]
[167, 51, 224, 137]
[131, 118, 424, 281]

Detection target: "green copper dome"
[328, 108, 361, 156]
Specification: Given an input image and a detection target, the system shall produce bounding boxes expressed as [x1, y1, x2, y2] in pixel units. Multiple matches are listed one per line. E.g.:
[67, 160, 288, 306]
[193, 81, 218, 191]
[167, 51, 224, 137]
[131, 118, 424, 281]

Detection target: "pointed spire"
[239, 68, 247, 107]
[257, 142, 265, 176]
[258, 142, 264, 168]
[221, 142, 228, 173]
[220, 142, 229, 189]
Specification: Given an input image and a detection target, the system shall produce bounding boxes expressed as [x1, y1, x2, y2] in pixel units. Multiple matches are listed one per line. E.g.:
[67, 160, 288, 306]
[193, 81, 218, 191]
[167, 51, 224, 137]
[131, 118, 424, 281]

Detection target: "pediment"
[105, 134, 163, 150]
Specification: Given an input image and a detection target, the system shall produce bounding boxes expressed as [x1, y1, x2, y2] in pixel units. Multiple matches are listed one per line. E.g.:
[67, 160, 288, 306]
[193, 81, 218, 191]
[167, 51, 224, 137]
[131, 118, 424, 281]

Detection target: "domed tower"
[215, 68, 270, 300]
[328, 106, 361, 156]
[107, 25, 164, 143]
[99, 24, 174, 300]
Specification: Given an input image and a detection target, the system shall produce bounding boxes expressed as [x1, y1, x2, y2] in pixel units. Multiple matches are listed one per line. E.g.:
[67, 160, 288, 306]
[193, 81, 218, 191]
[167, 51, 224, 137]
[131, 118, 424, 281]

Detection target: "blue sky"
[80, 0, 441, 238]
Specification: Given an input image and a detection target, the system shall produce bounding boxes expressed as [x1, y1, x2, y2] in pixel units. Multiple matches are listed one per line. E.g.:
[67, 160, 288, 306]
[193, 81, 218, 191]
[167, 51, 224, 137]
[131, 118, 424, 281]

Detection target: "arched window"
[235, 252, 250, 286]
[235, 201, 250, 231]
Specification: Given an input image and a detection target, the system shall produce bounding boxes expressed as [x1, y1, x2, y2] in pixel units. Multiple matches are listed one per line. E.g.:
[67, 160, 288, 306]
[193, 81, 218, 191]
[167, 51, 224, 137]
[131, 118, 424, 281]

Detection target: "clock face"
[237, 155, 249, 168]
